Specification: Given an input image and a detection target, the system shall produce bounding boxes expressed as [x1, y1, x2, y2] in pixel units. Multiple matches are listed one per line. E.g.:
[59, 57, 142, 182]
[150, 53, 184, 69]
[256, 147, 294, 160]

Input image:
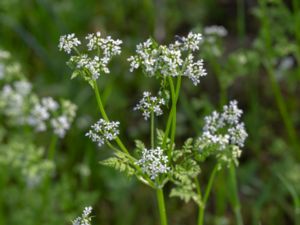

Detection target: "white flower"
[86, 119, 120, 147]
[175, 32, 203, 51]
[183, 54, 207, 85]
[85, 32, 122, 59]
[70, 54, 110, 80]
[198, 100, 247, 165]
[72, 206, 93, 225]
[14, 80, 32, 95]
[134, 91, 165, 120]
[41, 97, 59, 111]
[128, 33, 207, 85]
[28, 103, 50, 131]
[51, 116, 70, 138]
[136, 147, 170, 180]
[58, 33, 81, 54]
[204, 25, 228, 37]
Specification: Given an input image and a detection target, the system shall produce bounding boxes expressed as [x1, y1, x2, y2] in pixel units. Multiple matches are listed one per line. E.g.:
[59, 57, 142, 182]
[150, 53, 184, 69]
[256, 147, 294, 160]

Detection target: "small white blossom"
[51, 116, 70, 138]
[41, 97, 59, 111]
[198, 100, 247, 165]
[136, 147, 170, 180]
[128, 33, 207, 85]
[183, 54, 207, 85]
[128, 38, 159, 75]
[204, 26, 228, 37]
[72, 206, 93, 225]
[86, 32, 122, 58]
[14, 80, 32, 95]
[58, 33, 81, 54]
[28, 103, 50, 131]
[134, 91, 165, 120]
[86, 119, 120, 147]
[174, 32, 203, 51]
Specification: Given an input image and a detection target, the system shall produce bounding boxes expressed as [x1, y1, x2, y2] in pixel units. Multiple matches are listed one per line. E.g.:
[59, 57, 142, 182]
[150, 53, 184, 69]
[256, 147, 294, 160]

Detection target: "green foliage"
[100, 151, 135, 177]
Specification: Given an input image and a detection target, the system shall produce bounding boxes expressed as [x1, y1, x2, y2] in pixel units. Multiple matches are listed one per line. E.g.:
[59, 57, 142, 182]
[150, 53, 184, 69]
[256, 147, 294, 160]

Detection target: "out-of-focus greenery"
[0, 0, 299, 224]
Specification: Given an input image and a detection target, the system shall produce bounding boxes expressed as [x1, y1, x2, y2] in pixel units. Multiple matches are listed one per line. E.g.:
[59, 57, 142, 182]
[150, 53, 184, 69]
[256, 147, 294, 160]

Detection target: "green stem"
[229, 164, 243, 225]
[156, 188, 168, 225]
[164, 76, 181, 158]
[151, 112, 155, 149]
[197, 164, 219, 225]
[237, 0, 245, 44]
[48, 134, 58, 160]
[263, 61, 299, 155]
[93, 80, 109, 121]
[93, 80, 129, 155]
[259, 0, 299, 157]
[209, 56, 227, 107]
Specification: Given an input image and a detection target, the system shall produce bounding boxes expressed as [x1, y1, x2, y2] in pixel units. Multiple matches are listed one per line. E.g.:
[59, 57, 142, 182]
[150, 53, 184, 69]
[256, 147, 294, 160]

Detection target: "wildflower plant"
[59, 31, 248, 225]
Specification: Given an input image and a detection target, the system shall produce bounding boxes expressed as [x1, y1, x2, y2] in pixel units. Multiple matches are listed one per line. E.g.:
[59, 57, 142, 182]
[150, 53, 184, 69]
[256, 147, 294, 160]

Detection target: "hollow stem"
[237, 0, 245, 44]
[48, 134, 58, 160]
[151, 112, 155, 149]
[164, 76, 181, 158]
[229, 164, 243, 225]
[156, 188, 168, 225]
[197, 164, 219, 225]
[93, 80, 129, 155]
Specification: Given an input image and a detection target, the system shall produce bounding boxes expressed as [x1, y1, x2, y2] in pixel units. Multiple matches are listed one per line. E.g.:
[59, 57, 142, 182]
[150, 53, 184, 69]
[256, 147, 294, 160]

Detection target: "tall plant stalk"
[259, 0, 300, 157]
[196, 165, 219, 225]
[229, 163, 243, 225]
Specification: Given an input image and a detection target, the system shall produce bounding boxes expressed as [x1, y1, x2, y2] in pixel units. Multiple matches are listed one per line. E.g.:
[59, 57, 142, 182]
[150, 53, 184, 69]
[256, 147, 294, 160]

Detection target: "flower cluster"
[172, 32, 203, 51]
[0, 140, 54, 187]
[204, 25, 228, 37]
[128, 32, 207, 85]
[0, 81, 32, 124]
[72, 206, 93, 225]
[198, 100, 248, 166]
[136, 147, 170, 180]
[59, 32, 122, 81]
[58, 33, 81, 54]
[134, 91, 166, 120]
[28, 98, 77, 137]
[183, 54, 207, 86]
[85, 119, 120, 147]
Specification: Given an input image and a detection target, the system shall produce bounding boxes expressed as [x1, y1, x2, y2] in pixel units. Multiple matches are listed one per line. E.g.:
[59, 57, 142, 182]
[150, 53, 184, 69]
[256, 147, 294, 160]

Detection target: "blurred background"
[0, 0, 300, 224]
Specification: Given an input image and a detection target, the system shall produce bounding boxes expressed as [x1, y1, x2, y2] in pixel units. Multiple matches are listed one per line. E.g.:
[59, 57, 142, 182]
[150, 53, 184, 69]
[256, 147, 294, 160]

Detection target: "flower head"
[51, 116, 70, 138]
[136, 147, 170, 180]
[204, 25, 228, 37]
[198, 100, 248, 166]
[85, 119, 120, 147]
[172, 32, 203, 51]
[128, 32, 207, 85]
[134, 91, 166, 120]
[183, 54, 207, 85]
[72, 206, 93, 225]
[58, 33, 81, 54]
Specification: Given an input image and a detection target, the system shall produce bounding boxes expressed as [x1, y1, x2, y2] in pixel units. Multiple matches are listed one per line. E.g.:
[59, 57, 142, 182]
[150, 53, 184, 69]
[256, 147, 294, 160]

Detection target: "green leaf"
[100, 152, 135, 177]
[70, 70, 81, 79]
[170, 185, 202, 206]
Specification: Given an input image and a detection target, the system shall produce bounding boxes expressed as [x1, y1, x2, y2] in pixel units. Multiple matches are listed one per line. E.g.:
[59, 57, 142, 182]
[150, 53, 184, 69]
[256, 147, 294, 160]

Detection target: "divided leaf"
[100, 152, 135, 177]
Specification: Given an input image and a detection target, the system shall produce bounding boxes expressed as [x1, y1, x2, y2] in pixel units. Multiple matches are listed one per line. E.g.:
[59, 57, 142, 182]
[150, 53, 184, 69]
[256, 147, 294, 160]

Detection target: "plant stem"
[237, 0, 245, 44]
[93, 80, 129, 155]
[164, 76, 181, 158]
[156, 188, 168, 225]
[151, 112, 155, 149]
[260, 0, 300, 157]
[263, 61, 299, 154]
[197, 164, 219, 225]
[229, 164, 243, 225]
[48, 134, 58, 160]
